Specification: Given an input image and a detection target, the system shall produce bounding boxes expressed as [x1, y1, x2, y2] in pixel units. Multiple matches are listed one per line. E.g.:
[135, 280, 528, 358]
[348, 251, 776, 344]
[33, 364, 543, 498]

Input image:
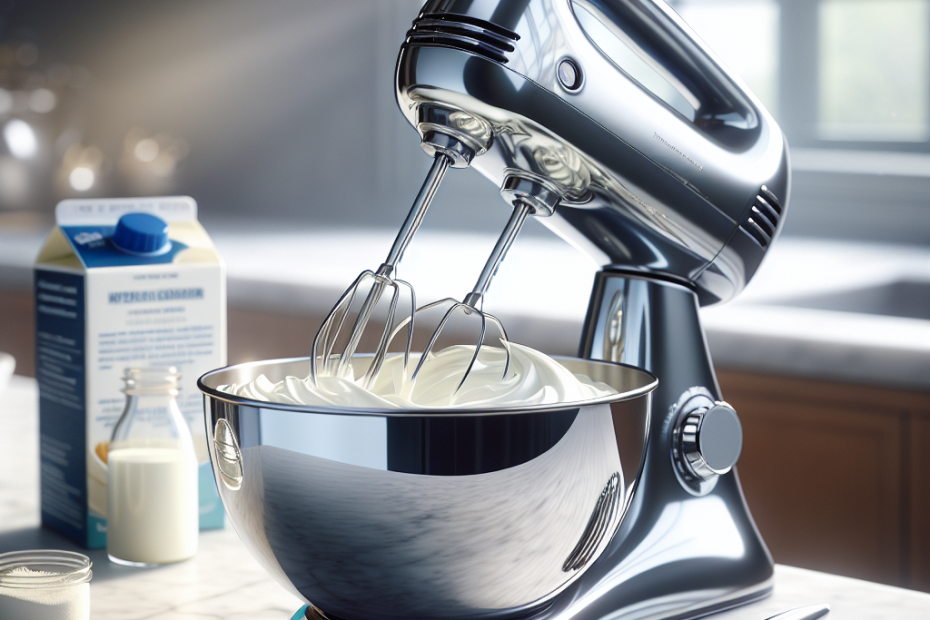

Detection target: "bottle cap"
[112, 212, 171, 255]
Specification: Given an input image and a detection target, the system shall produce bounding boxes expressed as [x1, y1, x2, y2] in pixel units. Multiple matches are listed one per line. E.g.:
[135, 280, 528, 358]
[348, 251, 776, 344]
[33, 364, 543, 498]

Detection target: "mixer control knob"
[681, 403, 742, 478]
[672, 388, 742, 491]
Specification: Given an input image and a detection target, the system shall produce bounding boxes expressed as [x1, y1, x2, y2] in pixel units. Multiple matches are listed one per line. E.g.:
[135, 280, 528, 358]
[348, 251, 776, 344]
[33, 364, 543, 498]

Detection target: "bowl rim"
[197, 355, 657, 418]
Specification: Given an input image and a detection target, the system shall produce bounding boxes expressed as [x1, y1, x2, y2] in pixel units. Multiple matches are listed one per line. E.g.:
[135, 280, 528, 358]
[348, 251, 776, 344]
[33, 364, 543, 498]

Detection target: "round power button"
[557, 58, 583, 91]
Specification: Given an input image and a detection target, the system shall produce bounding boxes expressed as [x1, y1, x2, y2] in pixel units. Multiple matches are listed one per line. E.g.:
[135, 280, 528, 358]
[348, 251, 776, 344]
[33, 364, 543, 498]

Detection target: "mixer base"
[289, 589, 771, 620]
[292, 604, 348, 620]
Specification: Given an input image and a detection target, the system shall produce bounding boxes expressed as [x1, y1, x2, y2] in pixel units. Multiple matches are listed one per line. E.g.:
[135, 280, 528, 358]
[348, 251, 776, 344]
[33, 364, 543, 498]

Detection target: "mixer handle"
[571, 0, 759, 131]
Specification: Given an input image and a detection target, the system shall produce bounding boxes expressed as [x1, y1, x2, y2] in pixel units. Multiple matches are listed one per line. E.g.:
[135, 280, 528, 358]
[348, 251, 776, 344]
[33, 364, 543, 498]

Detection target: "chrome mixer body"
[394, 0, 790, 619]
[396, 0, 789, 305]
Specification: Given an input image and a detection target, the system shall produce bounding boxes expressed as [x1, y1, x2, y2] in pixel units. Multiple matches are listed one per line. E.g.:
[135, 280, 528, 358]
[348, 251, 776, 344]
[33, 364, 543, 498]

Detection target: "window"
[818, 0, 929, 141]
[670, 0, 930, 243]
[670, 0, 930, 152]
[675, 0, 780, 116]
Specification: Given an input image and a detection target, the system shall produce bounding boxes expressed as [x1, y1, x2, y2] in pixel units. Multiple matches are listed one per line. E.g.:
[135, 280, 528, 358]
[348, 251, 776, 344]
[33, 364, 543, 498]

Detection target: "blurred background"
[1, 0, 929, 596]
[0, 0, 925, 239]
[0, 0, 510, 233]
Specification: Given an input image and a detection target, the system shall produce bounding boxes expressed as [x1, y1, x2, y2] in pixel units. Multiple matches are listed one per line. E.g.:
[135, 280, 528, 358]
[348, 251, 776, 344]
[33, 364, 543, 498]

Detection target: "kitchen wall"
[0, 0, 515, 235]
[0, 0, 927, 242]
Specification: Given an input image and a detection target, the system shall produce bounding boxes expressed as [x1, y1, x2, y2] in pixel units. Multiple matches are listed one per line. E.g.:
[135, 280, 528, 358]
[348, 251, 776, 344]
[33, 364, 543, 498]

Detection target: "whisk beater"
[405, 173, 563, 394]
[311, 153, 451, 387]
[407, 197, 551, 394]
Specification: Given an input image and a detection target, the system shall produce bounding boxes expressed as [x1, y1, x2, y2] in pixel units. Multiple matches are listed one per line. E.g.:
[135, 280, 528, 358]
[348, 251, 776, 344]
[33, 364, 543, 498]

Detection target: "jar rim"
[123, 366, 182, 393]
[0, 550, 93, 589]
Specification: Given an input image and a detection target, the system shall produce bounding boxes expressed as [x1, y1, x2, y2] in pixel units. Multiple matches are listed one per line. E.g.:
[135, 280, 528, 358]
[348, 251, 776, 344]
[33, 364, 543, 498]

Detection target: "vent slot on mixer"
[740, 185, 783, 247]
[407, 13, 520, 65]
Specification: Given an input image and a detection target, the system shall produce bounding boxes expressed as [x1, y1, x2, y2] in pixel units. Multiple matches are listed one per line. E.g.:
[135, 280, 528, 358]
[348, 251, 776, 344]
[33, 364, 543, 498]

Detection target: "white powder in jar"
[0, 567, 90, 620]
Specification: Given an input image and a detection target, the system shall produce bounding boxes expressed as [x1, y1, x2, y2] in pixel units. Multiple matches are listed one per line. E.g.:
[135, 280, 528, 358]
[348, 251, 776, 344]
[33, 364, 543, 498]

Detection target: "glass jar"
[0, 550, 92, 620]
[107, 367, 198, 566]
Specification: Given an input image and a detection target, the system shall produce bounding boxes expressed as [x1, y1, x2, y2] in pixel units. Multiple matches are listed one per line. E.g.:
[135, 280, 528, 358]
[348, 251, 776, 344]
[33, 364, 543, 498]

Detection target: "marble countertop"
[700, 239, 930, 391]
[3, 376, 930, 619]
[2, 219, 929, 390]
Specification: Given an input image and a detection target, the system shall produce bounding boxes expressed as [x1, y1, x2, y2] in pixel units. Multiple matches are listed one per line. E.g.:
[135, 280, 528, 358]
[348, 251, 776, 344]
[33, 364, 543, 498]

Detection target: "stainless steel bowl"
[198, 356, 656, 620]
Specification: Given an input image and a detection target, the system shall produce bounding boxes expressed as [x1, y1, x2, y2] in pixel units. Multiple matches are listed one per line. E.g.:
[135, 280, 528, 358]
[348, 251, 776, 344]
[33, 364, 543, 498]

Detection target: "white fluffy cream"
[222, 343, 615, 409]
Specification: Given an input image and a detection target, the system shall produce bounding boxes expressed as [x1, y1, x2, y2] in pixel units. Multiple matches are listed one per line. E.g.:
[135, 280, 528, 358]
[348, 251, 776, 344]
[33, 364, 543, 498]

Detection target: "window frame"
[668, 0, 930, 244]
[671, 0, 930, 154]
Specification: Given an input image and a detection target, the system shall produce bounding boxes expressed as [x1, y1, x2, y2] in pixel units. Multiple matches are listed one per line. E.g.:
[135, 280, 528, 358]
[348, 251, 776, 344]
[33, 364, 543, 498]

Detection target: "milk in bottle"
[107, 367, 198, 565]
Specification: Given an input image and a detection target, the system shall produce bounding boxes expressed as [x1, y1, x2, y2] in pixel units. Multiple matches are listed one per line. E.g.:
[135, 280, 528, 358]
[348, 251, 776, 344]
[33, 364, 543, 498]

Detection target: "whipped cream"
[222, 343, 615, 409]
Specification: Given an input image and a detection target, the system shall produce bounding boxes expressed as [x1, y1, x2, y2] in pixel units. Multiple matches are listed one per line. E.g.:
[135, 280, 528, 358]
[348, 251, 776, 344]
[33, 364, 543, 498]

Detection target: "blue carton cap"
[112, 212, 171, 255]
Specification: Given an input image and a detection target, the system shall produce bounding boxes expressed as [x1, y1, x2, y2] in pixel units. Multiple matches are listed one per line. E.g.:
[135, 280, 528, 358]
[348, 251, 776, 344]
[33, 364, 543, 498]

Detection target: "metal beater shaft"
[412, 199, 534, 389]
[311, 153, 452, 384]
[462, 200, 531, 310]
[383, 153, 452, 271]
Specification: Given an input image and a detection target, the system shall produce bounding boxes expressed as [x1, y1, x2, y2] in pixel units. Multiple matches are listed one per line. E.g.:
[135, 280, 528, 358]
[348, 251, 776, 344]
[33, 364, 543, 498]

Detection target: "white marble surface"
[228, 232, 930, 391]
[701, 239, 930, 391]
[2, 220, 929, 387]
[2, 376, 930, 619]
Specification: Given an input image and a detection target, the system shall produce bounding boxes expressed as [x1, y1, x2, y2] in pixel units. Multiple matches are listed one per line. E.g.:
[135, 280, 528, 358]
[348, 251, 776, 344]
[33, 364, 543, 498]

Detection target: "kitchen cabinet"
[0, 290, 34, 375]
[911, 413, 930, 590]
[718, 369, 930, 592]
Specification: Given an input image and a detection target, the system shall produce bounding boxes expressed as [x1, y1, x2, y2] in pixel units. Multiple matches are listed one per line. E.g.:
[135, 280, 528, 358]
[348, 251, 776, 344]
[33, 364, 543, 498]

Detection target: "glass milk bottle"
[107, 367, 198, 566]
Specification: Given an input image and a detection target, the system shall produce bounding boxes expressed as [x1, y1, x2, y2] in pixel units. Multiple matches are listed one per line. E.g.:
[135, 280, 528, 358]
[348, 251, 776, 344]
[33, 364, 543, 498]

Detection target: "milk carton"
[35, 196, 226, 548]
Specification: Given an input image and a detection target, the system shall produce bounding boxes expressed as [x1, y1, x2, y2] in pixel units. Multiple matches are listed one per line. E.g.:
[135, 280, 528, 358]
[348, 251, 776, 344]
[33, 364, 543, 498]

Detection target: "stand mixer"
[199, 1, 791, 619]
[393, 0, 788, 617]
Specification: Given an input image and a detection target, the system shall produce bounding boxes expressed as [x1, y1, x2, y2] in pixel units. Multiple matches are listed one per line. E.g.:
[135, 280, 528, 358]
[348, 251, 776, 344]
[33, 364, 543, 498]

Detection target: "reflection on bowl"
[199, 356, 655, 620]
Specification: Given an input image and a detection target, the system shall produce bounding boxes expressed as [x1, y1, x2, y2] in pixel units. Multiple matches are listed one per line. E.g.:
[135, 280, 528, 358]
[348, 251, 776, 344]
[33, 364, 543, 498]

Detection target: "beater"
[310, 153, 450, 387]
[311, 102, 495, 386]
[406, 174, 562, 393]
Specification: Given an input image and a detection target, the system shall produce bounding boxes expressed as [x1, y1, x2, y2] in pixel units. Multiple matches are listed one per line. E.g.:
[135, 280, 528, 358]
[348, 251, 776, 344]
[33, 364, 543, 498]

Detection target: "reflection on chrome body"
[396, 0, 789, 305]
[199, 357, 655, 620]
[562, 472, 623, 572]
[212, 418, 243, 491]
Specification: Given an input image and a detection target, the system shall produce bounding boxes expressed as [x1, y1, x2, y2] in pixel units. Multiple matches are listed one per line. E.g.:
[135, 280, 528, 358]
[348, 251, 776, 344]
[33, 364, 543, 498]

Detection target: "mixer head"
[396, 0, 791, 306]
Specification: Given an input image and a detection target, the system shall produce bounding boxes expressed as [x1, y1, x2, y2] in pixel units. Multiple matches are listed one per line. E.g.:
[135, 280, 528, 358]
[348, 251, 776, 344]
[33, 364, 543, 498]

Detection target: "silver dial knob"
[671, 388, 743, 494]
[679, 402, 742, 480]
